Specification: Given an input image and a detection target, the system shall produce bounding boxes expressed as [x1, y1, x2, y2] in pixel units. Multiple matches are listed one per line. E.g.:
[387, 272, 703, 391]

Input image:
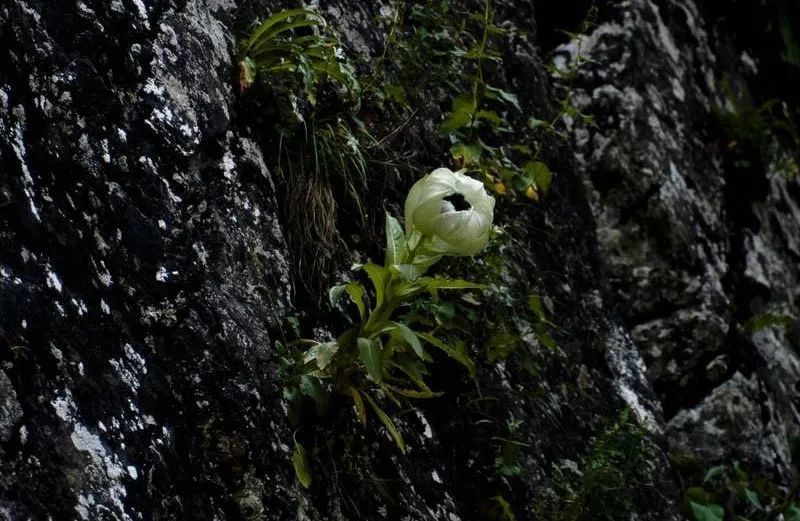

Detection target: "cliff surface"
[1, 0, 798, 519]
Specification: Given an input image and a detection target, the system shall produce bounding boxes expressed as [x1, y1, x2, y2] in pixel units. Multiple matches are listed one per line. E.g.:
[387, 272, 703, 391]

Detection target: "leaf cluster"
[237, 8, 358, 103]
[531, 410, 658, 521]
[285, 214, 487, 457]
[682, 461, 800, 521]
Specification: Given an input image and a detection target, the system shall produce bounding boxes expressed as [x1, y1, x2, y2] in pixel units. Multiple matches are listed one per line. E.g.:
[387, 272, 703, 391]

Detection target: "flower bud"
[404, 168, 495, 256]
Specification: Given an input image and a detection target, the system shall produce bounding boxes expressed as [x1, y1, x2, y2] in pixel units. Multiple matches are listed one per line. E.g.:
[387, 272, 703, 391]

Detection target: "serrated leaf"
[362, 392, 405, 452]
[292, 442, 313, 489]
[416, 332, 476, 378]
[385, 213, 406, 267]
[358, 337, 383, 382]
[689, 501, 723, 521]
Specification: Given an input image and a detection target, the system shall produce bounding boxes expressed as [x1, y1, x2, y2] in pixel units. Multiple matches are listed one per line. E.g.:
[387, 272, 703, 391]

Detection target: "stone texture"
[560, 0, 800, 484]
[0, 0, 798, 519]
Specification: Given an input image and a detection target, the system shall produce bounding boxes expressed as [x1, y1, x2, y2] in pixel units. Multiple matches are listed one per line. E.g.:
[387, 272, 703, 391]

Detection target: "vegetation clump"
[530, 410, 660, 521]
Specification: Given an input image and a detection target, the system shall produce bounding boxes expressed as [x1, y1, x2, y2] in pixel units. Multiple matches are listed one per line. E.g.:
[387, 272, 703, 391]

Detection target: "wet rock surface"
[562, 0, 800, 487]
[0, 0, 797, 519]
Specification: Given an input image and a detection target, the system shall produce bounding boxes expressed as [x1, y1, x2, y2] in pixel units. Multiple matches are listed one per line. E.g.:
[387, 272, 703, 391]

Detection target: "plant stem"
[467, 0, 492, 142]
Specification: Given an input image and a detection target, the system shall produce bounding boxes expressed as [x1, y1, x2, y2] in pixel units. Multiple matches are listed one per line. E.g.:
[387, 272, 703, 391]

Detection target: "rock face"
[559, 0, 800, 485]
[0, 1, 797, 520]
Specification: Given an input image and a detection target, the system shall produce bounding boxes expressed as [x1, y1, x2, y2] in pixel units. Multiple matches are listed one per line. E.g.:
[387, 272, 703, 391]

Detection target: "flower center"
[442, 193, 471, 212]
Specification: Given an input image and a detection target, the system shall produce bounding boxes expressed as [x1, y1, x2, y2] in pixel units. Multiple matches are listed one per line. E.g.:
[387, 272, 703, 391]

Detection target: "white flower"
[404, 167, 495, 256]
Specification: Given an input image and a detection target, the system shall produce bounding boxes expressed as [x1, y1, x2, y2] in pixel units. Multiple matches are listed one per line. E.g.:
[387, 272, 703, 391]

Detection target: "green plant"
[284, 169, 496, 468]
[493, 416, 529, 478]
[531, 409, 657, 521]
[714, 78, 800, 177]
[681, 460, 800, 521]
[236, 8, 357, 99]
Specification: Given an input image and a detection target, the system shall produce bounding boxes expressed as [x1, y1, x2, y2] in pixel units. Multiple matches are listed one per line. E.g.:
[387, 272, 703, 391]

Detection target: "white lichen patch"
[605, 324, 660, 431]
[221, 149, 235, 179]
[51, 390, 135, 520]
[131, 0, 150, 29]
[415, 411, 433, 439]
[46, 265, 63, 293]
[7, 116, 42, 221]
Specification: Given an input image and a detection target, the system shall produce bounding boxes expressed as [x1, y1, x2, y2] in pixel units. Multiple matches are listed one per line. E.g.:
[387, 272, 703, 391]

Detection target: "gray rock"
[0, 371, 22, 445]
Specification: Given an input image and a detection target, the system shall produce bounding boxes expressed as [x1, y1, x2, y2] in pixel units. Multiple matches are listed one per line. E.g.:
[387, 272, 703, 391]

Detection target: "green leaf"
[685, 487, 711, 504]
[785, 504, 800, 521]
[329, 284, 347, 307]
[392, 322, 426, 360]
[392, 262, 434, 281]
[384, 84, 408, 105]
[512, 174, 532, 192]
[345, 282, 366, 320]
[243, 8, 326, 53]
[382, 383, 443, 399]
[528, 117, 549, 129]
[486, 331, 520, 362]
[511, 144, 532, 156]
[485, 85, 521, 111]
[528, 294, 552, 323]
[743, 312, 794, 333]
[292, 442, 313, 489]
[389, 357, 432, 391]
[313, 341, 339, 370]
[298, 375, 329, 416]
[743, 488, 762, 511]
[362, 392, 406, 452]
[450, 142, 482, 166]
[358, 337, 383, 382]
[363, 263, 390, 310]
[536, 327, 557, 350]
[416, 332, 476, 378]
[702, 465, 725, 484]
[330, 282, 366, 320]
[417, 277, 488, 291]
[523, 161, 553, 195]
[689, 501, 724, 521]
[493, 495, 517, 521]
[348, 387, 367, 426]
[439, 93, 477, 135]
[476, 110, 501, 126]
[385, 213, 407, 267]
